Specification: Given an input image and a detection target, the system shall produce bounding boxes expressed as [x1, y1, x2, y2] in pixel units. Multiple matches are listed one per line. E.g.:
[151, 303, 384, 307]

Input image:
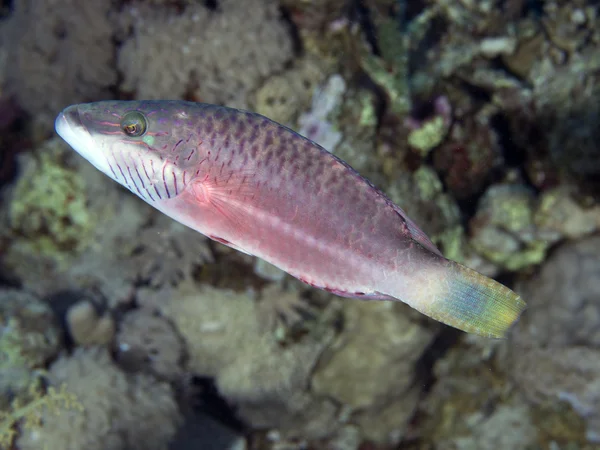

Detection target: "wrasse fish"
[55, 101, 525, 338]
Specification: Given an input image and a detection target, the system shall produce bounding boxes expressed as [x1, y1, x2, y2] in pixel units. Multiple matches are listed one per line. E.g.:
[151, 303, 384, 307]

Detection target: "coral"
[0, 0, 117, 127]
[469, 184, 548, 271]
[432, 107, 503, 200]
[0, 138, 150, 307]
[118, 0, 293, 108]
[280, 0, 348, 33]
[417, 335, 541, 450]
[512, 236, 600, 348]
[5, 139, 95, 260]
[546, 84, 600, 190]
[126, 212, 214, 288]
[16, 347, 182, 450]
[115, 309, 185, 382]
[470, 184, 600, 273]
[331, 87, 380, 178]
[357, 5, 411, 116]
[405, 96, 452, 157]
[505, 236, 600, 443]
[534, 186, 600, 240]
[499, 2, 600, 194]
[279, 0, 348, 66]
[445, 402, 538, 450]
[66, 300, 115, 347]
[311, 300, 436, 444]
[159, 283, 339, 440]
[0, 289, 62, 409]
[254, 58, 327, 126]
[297, 73, 346, 152]
[511, 346, 600, 444]
[0, 379, 82, 449]
[255, 284, 316, 335]
[0, 289, 61, 370]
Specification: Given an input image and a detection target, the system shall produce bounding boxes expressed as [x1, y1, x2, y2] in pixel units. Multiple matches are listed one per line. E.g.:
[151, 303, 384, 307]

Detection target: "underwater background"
[0, 0, 599, 449]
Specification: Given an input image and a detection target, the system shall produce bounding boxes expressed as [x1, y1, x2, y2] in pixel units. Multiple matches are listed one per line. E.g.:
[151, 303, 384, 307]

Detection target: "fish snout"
[55, 104, 110, 175]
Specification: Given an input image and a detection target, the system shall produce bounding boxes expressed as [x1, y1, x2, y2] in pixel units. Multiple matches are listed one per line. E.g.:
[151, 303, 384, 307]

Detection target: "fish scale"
[56, 100, 526, 338]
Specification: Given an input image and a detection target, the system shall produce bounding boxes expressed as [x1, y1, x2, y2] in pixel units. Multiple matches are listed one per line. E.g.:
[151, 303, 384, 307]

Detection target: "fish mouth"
[55, 105, 92, 151]
[55, 104, 110, 174]
[56, 104, 84, 131]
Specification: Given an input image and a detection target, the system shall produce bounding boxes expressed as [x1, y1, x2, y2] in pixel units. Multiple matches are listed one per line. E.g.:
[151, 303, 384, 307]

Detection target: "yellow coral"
[0, 377, 82, 449]
[8, 139, 94, 260]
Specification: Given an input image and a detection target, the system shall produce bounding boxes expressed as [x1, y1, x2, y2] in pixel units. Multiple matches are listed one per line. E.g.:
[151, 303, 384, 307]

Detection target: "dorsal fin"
[390, 203, 444, 257]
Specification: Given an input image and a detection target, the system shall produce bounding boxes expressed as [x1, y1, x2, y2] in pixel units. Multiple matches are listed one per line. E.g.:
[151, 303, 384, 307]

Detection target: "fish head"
[55, 100, 207, 203]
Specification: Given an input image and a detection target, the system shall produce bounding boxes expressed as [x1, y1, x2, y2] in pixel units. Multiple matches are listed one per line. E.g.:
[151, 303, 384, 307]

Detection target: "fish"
[55, 100, 526, 338]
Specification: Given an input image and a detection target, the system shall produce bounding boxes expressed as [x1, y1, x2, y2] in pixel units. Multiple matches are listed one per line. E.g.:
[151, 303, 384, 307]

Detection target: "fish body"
[55, 101, 525, 337]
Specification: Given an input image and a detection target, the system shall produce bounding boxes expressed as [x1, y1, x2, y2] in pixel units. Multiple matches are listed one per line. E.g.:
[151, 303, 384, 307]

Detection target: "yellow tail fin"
[424, 261, 526, 338]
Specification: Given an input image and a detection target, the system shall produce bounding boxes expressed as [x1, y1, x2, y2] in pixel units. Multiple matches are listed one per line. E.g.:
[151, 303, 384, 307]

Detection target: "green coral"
[408, 115, 448, 156]
[0, 379, 82, 449]
[359, 15, 411, 116]
[253, 58, 326, 126]
[8, 139, 94, 260]
[0, 290, 62, 411]
[357, 3, 439, 116]
[470, 184, 549, 271]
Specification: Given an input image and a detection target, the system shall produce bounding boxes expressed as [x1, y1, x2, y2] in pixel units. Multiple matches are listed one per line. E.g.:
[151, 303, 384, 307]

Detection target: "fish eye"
[120, 111, 147, 137]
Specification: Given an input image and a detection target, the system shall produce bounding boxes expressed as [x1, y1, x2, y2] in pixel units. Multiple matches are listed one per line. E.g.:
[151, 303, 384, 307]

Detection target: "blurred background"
[0, 0, 599, 449]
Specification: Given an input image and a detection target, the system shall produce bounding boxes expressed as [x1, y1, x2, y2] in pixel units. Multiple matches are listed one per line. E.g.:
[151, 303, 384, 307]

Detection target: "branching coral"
[0, 0, 117, 126]
[118, 0, 294, 108]
[126, 213, 214, 288]
[0, 379, 82, 449]
[159, 282, 435, 445]
[0, 289, 62, 412]
[17, 347, 182, 450]
[159, 283, 340, 440]
[5, 139, 95, 260]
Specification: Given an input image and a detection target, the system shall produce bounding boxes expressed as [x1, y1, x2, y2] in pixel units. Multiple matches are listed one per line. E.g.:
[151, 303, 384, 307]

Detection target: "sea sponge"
[118, 0, 294, 108]
[16, 347, 182, 450]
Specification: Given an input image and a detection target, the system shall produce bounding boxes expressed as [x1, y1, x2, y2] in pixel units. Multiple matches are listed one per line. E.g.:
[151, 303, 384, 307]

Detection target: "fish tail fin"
[389, 258, 526, 338]
[427, 261, 526, 338]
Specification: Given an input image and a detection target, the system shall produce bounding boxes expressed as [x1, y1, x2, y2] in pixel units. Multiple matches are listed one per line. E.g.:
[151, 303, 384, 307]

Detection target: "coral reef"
[1, 0, 600, 448]
[118, 0, 294, 108]
[0, 289, 62, 409]
[4, 139, 96, 260]
[115, 308, 185, 382]
[311, 300, 435, 444]
[506, 236, 600, 443]
[66, 300, 115, 347]
[253, 58, 328, 126]
[126, 213, 214, 288]
[0, 0, 117, 128]
[16, 347, 182, 450]
[158, 283, 339, 440]
[158, 282, 434, 446]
